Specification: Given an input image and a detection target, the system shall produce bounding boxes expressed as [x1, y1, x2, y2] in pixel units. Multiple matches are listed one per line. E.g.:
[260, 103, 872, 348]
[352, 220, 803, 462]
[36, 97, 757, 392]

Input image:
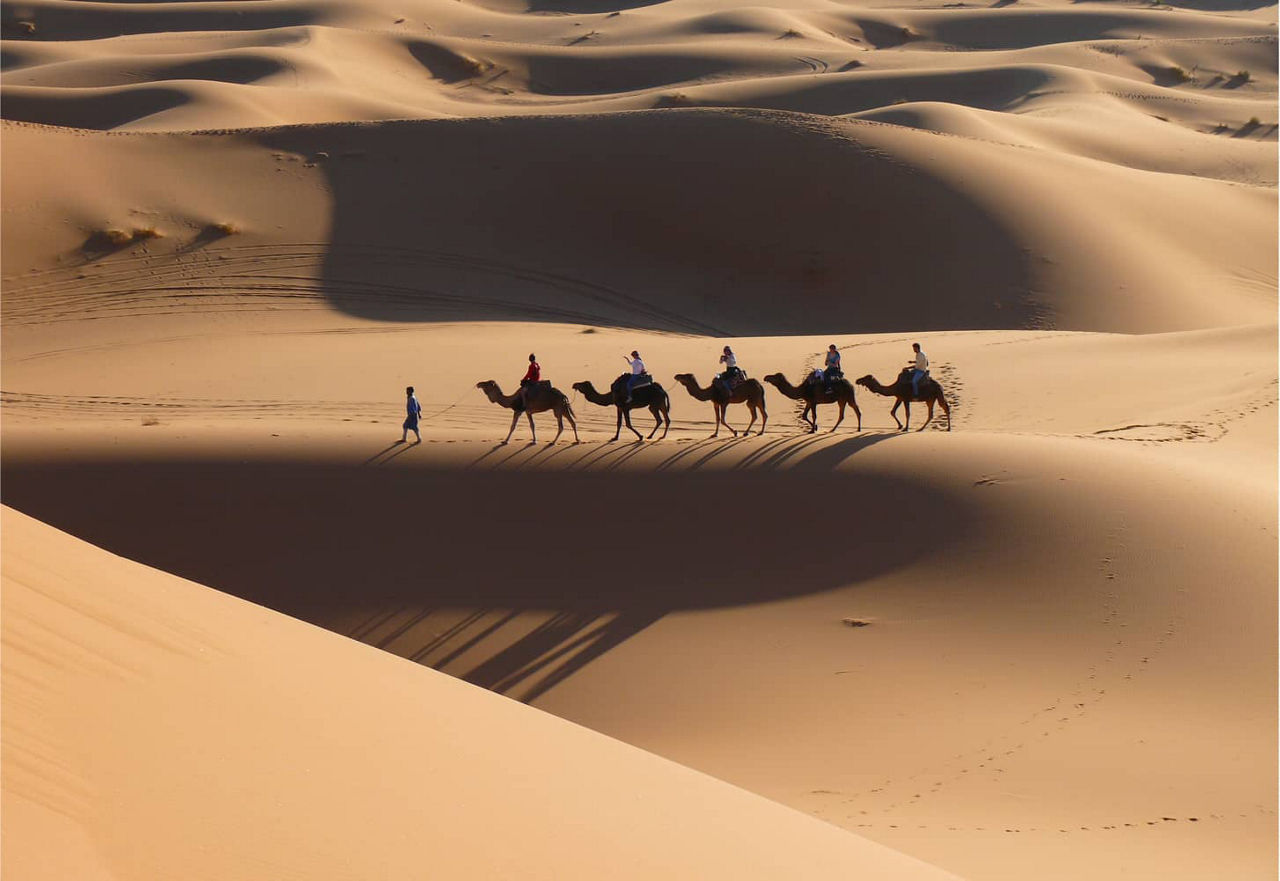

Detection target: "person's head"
[529, 353, 537, 362]
[723, 345, 733, 353]
[912, 343, 921, 352]
[631, 350, 639, 358]
[406, 386, 414, 395]
[829, 344, 837, 352]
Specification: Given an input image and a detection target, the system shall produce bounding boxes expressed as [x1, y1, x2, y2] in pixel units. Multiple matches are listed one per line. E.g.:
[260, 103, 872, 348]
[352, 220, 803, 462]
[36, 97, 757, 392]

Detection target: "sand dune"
[2, 506, 964, 881]
[2, 0, 1274, 146]
[3, 112, 1275, 336]
[1, 0, 1275, 876]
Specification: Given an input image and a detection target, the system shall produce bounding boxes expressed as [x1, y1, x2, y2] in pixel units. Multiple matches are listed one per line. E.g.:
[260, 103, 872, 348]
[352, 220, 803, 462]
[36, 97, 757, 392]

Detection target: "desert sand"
[1, 0, 1275, 877]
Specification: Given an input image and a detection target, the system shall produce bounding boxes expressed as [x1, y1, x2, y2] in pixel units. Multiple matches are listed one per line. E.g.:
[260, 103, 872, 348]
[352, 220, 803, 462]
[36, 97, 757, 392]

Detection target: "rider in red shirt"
[522, 354, 541, 384]
[518, 353, 540, 408]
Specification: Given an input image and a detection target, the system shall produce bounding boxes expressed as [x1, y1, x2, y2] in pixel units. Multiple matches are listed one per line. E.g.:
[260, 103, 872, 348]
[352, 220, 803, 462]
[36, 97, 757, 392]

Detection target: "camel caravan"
[473, 344, 951, 445]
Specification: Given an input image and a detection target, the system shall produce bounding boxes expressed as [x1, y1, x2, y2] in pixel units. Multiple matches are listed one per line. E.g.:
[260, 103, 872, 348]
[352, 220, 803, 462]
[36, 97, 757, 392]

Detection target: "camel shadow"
[2, 452, 973, 704]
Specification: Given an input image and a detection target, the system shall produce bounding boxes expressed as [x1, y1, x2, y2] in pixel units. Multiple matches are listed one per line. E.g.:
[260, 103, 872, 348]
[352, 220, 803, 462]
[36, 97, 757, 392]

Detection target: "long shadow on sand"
[256, 112, 1035, 334]
[2, 435, 965, 701]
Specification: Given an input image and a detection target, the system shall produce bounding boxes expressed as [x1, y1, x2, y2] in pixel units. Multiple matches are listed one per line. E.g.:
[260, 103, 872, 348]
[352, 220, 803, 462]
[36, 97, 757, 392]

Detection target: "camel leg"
[565, 406, 579, 443]
[852, 398, 861, 432]
[889, 400, 904, 431]
[526, 411, 538, 444]
[611, 407, 622, 442]
[831, 400, 844, 433]
[758, 399, 767, 436]
[660, 405, 671, 440]
[938, 395, 952, 432]
[715, 402, 737, 438]
[710, 404, 721, 438]
[902, 401, 911, 431]
[646, 405, 662, 439]
[917, 401, 935, 433]
[501, 410, 522, 445]
[623, 406, 642, 441]
[727, 403, 739, 437]
[743, 402, 757, 436]
[808, 403, 819, 434]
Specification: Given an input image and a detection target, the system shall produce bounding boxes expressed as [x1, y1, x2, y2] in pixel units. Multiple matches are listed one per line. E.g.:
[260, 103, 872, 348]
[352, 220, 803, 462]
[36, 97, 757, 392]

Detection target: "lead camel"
[475, 380, 580, 445]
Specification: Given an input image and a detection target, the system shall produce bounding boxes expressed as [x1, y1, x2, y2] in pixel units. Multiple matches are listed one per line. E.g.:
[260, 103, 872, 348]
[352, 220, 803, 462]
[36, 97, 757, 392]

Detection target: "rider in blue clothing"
[401, 386, 422, 443]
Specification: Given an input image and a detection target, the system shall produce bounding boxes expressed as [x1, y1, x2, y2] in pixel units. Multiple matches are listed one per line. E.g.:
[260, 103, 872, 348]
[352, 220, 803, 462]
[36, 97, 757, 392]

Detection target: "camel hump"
[613, 372, 652, 390]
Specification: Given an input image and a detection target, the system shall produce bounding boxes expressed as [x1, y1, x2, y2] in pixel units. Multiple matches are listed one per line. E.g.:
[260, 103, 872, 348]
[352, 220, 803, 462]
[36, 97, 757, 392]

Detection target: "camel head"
[476, 380, 501, 400]
[571, 380, 591, 394]
[854, 375, 874, 388]
[673, 373, 695, 387]
[762, 372, 785, 386]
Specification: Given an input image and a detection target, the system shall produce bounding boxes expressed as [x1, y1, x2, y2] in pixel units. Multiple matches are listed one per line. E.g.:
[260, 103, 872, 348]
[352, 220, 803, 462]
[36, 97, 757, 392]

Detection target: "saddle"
[898, 368, 931, 396]
[521, 379, 552, 390]
[718, 368, 746, 387]
[632, 372, 652, 389]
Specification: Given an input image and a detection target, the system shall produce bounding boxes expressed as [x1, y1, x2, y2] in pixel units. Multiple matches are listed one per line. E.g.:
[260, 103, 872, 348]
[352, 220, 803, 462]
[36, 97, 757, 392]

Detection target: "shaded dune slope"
[3, 112, 1274, 335]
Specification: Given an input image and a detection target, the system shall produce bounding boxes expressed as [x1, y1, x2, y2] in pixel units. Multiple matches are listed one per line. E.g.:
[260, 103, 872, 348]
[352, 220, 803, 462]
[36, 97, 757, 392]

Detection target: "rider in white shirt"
[718, 346, 740, 395]
[909, 343, 929, 397]
[623, 350, 645, 402]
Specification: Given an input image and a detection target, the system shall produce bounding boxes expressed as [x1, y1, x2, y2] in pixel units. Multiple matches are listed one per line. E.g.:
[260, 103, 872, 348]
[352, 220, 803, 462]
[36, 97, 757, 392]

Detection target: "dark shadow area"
[2, 84, 190, 129]
[174, 224, 238, 255]
[1141, 64, 1194, 87]
[3, 451, 971, 699]
[254, 110, 1037, 334]
[406, 41, 495, 85]
[852, 19, 918, 49]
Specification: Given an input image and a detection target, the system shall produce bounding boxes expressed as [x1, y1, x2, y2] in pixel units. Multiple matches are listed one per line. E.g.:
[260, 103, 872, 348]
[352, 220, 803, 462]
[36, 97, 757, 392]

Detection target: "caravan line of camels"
[474, 363, 952, 446]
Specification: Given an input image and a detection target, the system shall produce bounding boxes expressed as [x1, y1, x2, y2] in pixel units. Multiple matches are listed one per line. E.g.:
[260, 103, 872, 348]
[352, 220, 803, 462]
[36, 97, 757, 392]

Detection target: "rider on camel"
[518, 353, 540, 408]
[908, 343, 929, 397]
[718, 345, 741, 396]
[623, 350, 646, 403]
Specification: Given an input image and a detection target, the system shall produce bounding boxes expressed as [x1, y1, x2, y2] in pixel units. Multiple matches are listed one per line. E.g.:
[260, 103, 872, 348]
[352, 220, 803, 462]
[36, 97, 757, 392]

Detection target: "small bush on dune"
[780, 28, 804, 38]
[209, 221, 239, 236]
[457, 54, 492, 78]
[1247, 116, 1261, 126]
[1167, 65, 1190, 83]
[86, 225, 163, 250]
[1234, 70, 1251, 83]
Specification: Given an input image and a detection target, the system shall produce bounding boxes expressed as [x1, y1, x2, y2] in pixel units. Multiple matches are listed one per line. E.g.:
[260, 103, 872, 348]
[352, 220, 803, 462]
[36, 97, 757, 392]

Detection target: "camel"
[855, 369, 951, 432]
[673, 373, 768, 437]
[762, 372, 861, 433]
[475, 380, 579, 445]
[571, 375, 671, 442]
